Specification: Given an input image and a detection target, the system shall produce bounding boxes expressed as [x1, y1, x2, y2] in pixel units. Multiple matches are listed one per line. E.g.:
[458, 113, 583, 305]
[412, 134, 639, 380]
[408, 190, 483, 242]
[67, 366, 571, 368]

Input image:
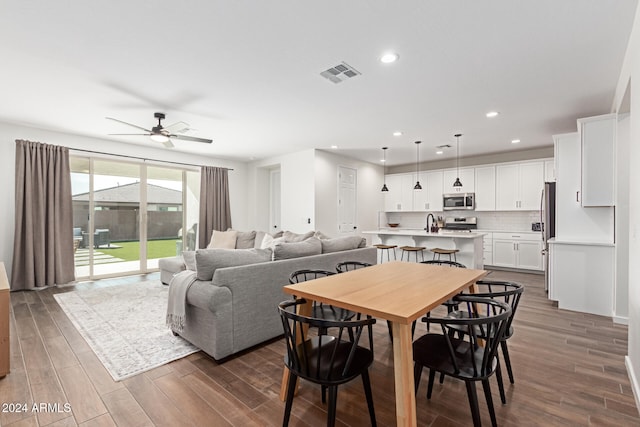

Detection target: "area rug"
[54, 280, 198, 381]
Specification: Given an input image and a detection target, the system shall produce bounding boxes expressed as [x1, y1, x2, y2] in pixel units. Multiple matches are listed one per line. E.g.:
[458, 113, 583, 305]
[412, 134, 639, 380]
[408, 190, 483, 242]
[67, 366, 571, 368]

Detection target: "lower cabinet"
[482, 233, 493, 266]
[492, 232, 543, 270]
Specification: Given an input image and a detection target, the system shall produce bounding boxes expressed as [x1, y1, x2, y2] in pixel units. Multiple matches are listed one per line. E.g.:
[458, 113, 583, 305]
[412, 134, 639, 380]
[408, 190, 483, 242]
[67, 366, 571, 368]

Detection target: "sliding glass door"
[70, 156, 199, 279]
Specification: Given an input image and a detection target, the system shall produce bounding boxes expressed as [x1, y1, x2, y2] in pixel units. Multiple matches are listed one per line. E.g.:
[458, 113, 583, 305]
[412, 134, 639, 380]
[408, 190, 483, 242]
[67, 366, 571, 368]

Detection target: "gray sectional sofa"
[159, 233, 377, 360]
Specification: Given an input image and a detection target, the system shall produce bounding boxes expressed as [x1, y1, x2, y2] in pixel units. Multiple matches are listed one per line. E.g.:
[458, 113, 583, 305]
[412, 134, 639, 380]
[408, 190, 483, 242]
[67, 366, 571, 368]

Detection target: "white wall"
[0, 122, 247, 279]
[314, 150, 384, 238]
[612, 3, 640, 410]
[616, 114, 631, 322]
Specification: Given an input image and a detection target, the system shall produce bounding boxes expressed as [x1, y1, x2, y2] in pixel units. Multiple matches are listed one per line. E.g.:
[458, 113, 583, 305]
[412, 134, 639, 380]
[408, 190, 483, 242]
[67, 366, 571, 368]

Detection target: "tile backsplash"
[381, 210, 541, 232]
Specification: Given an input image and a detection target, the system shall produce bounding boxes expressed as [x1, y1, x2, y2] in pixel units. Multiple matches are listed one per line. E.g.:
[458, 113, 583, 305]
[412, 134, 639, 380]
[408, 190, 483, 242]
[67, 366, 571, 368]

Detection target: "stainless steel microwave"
[443, 193, 475, 210]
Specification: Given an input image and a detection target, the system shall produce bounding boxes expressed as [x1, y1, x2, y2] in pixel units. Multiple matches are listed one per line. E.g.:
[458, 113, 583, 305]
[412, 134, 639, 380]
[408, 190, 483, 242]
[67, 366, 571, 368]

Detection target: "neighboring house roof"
[73, 182, 181, 204]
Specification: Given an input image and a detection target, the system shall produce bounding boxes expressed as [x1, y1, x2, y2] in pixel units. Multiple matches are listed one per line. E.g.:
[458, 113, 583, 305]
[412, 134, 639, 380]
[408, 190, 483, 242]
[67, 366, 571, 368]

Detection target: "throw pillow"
[320, 236, 367, 254]
[182, 251, 196, 271]
[235, 230, 257, 249]
[207, 230, 238, 249]
[283, 230, 315, 242]
[254, 230, 284, 248]
[314, 231, 331, 240]
[273, 237, 322, 261]
[195, 248, 273, 281]
[260, 234, 286, 249]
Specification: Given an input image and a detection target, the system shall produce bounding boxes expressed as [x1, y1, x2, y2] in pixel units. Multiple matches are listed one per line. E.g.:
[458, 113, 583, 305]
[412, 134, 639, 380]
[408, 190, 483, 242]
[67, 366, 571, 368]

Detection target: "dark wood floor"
[1, 269, 638, 426]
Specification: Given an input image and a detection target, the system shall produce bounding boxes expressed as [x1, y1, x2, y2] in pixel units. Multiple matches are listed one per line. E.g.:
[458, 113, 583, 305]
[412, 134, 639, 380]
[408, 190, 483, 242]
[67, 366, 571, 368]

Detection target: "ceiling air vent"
[320, 62, 361, 84]
[436, 144, 452, 149]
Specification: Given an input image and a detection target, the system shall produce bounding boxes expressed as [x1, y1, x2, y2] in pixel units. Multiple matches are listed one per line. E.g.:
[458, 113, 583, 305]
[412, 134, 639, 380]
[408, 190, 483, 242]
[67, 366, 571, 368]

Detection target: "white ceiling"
[0, 1, 636, 166]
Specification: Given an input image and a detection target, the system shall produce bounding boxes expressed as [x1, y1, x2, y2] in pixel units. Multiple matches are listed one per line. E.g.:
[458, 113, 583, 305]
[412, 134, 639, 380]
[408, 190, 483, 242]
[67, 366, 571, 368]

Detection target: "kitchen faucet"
[425, 213, 435, 232]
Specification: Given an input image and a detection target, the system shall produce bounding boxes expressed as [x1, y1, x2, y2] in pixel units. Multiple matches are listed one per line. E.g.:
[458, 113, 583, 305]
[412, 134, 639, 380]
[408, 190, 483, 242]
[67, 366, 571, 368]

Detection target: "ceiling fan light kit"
[106, 112, 213, 148]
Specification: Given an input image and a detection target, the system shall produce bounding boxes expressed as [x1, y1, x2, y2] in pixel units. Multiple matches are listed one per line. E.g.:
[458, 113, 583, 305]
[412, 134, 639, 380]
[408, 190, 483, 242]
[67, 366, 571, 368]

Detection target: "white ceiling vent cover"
[320, 62, 361, 84]
[436, 144, 452, 149]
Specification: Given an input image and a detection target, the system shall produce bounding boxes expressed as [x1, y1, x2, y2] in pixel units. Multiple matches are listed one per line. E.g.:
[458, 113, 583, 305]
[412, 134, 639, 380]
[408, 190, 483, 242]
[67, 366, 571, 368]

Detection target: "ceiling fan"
[106, 112, 213, 148]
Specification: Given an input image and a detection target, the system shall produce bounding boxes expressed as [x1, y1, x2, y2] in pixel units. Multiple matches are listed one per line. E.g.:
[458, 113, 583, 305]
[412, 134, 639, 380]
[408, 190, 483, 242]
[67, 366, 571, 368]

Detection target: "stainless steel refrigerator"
[541, 182, 556, 291]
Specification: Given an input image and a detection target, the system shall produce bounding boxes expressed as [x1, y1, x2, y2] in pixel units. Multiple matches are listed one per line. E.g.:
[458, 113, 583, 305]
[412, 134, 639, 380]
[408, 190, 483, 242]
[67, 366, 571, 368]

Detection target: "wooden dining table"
[280, 260, 488, 427]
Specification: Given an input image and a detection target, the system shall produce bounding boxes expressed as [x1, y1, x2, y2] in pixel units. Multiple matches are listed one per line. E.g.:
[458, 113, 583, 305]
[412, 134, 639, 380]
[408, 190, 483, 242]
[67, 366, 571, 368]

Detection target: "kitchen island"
[363, 229, 485, 269]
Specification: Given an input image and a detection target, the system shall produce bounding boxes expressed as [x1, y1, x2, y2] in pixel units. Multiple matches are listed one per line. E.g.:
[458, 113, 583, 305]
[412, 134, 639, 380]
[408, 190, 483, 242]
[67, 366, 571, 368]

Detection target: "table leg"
[391, 321, 418, 427]
[279, 298, 313, 402]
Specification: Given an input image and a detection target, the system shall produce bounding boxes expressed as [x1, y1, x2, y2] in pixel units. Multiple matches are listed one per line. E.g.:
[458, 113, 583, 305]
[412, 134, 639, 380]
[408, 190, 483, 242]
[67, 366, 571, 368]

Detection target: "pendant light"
[453, 133, 463, 187]
[381, 147, 389, 192]
[413, 141, 422, 190]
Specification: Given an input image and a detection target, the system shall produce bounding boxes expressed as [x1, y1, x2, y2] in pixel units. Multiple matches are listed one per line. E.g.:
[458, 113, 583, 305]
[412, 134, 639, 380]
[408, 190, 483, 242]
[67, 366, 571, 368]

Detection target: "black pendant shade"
[453, 133, 463, 187]
[381, 147, 389, 192]
[414, 140, 422, 191]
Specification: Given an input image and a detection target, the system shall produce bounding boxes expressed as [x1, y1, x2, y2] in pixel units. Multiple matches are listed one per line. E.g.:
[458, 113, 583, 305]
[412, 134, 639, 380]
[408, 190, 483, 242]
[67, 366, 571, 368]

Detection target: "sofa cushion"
[314, 230, 331, 240]
[321, 236, 367, 254]
[235, 230, 257, 249]
[254, 230, 284, 249]
[207, 230, 238, 249]
[195, 248, 273, 281]
[273, 237, 322, 261]
[259, 233, 286, 249]
[182, 251, 196, 271]
[283, 230, 315, 242]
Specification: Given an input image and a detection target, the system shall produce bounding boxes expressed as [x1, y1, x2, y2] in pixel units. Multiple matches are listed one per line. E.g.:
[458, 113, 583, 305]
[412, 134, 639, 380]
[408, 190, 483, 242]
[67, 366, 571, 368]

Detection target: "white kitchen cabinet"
[482, 233, 493, 265]
[383, 173, 416, 211]
[495, 161, 543, 211]
[549, 240, 614, 316]
[443, 168, 475, 193]
[492, 232, 543, 270]
[544, 159, 555, 182]
[383, 174, 403, 211]
[474, 166, 495, 211]
[414, 170, 443, 211]
[578, 114, 616, 207]
[553, 133, 614, 243]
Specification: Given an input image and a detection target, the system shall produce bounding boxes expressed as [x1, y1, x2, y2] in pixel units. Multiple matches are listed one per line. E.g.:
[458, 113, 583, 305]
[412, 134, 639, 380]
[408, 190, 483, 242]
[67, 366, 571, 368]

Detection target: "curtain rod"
[69, 147, 234, 171]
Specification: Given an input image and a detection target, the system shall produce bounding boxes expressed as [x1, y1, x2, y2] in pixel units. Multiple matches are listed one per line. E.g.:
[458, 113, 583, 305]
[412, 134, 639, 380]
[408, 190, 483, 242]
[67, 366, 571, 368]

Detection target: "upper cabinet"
[443, 168, 475, 193]
[544, 159, 555, 182]
[578, 114, 616, 207]
[474, 166, 496, 211]
[495, 161, 544, 211]
[414, 170, 444, 211]
[383, 174, 415, 211]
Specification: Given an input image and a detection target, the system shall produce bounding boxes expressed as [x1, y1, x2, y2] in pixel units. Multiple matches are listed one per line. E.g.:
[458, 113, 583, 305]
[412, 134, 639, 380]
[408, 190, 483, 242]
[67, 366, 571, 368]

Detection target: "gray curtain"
[11, 140, 75, 290]
[198, 166, 232, 249]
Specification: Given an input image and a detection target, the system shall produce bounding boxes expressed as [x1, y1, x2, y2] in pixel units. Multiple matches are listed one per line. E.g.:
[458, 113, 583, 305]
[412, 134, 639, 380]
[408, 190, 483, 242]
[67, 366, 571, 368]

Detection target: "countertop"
[363, 229, 485, 239]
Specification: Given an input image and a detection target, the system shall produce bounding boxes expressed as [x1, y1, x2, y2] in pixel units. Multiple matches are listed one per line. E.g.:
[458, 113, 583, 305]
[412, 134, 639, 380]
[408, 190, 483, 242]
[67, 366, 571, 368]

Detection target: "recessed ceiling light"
[486, 111, 500, 118]
[331, 145, 338, 149]
[380, 159, 386, 163]
[511, 139, 521, 144]
[436, 151, 444, 155]
[393, 131, 403, 136]
[380, 53, 399, 64]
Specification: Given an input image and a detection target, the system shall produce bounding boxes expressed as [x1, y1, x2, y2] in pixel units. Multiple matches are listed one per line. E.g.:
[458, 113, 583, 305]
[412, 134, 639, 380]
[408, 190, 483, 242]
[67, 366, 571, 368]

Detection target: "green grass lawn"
[99, 239, 179, 261]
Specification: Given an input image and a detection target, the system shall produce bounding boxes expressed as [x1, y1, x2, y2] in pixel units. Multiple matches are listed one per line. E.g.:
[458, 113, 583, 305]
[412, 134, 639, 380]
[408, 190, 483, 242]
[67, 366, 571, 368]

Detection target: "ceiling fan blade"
[172, 134, 213, 144]
[162, 139, 175, 148]
[106, 117, 152, 133]
[108, 133, 152, 136]
[164, 121, 190, 134]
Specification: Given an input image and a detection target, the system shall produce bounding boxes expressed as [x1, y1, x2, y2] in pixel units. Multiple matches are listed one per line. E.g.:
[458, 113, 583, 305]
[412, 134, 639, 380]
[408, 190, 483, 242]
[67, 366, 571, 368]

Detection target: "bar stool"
[430, 248, 459, 262]
[373, 244, 397, 263]
[400, 246, 426, 262]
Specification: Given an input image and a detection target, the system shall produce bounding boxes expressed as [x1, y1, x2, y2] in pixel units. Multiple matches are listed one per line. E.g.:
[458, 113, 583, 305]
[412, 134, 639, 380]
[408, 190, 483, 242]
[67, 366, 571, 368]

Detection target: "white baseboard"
[625, 356, 640, 412]
[614, 315, 629, 325]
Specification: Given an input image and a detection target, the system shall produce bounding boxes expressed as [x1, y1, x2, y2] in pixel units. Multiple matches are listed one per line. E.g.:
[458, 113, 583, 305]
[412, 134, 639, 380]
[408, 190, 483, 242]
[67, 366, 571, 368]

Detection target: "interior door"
[338, 166, 357, 234]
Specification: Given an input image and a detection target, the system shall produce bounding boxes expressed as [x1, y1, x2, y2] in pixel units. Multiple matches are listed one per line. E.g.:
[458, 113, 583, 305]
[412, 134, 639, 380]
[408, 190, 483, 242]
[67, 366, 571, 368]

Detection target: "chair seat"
[413, 334, 498, 381]
[431, 248, 459, 254]
[286, 336, 374, 384]
[400, 246, 426, 251]
[374, 244, 397, 249]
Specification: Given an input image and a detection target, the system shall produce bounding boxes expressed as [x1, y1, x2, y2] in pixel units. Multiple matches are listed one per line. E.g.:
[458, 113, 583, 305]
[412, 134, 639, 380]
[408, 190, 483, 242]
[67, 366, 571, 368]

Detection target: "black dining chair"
[413, 296, 512, 427]
[449, 280, 524, 404]
[419, 260, 467, 332]
[335, 261, 372, 273]
[279, 299, 377, 427]
[289, 270, 355, 324]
